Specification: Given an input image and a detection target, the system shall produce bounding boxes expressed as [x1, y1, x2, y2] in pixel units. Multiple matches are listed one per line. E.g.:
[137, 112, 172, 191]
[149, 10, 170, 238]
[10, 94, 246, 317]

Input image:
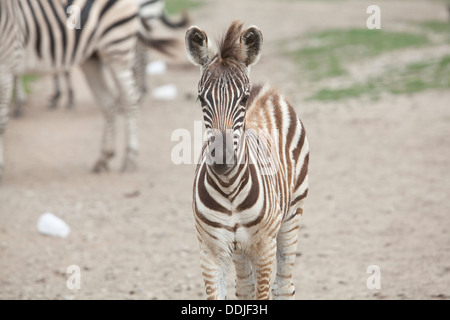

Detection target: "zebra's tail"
[138, 18, 179, 57]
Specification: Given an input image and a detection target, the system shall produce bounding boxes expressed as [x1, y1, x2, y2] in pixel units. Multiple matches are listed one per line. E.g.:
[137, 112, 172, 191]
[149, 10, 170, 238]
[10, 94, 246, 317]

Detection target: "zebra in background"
[135, 0, 189, 96]
[186, 21, 310, 300]
[11, 0, 187, 117]
[0, 0, 170, 181]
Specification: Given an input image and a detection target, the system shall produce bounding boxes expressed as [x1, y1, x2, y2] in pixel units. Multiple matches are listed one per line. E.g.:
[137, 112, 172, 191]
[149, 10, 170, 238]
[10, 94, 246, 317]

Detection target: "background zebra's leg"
[233, 251, 256, 299]
[0, 71, 13, 182]
[272, 208, 303, 300]
[133, 41, 149, 100]
[80, 58, 119, 173]
[49, 72, 75, 110]
[65, 71, 75, 110]
[49, 74, 62, 110]
[12, 76, 26, 118]
[107, 61, 140, 172]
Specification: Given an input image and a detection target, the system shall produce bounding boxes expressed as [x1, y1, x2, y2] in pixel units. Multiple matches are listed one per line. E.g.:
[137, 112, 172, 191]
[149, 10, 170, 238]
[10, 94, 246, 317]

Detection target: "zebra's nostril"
[205, 130, 237, 174]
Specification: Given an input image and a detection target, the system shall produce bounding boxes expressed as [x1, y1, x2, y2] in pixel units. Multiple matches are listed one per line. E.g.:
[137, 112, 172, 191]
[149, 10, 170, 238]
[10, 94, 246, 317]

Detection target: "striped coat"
[0, 0, 154, 180]
[186, 21, 309, 300]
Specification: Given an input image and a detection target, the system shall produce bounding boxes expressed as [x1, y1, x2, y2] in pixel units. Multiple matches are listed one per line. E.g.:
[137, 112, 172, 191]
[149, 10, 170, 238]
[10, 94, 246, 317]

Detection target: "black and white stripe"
[186, 21, 309, 300]
[11, 0, 186, 115]
[0, 0, 151, 179]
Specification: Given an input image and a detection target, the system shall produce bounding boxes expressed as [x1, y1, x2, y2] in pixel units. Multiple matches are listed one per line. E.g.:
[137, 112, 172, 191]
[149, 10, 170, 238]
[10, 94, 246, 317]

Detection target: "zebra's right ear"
[185, 26, 210, 67]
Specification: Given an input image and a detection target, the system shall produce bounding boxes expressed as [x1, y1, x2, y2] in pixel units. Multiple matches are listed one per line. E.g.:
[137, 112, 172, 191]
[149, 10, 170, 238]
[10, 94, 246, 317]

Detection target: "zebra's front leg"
[81, 59, 118, 173]
[272, 208, 302, 300]
[199, 242, 231, 300]
[249, 238, 277, 300]
[233, 250, 256, 299]
[108, 63, 140, 172]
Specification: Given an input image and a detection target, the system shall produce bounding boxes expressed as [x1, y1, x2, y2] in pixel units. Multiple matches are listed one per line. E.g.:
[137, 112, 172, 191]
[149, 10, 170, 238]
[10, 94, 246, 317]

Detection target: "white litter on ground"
[37, 213, 70, 238]
[146, 60, 167, 75]
[152, 84, 177, 101]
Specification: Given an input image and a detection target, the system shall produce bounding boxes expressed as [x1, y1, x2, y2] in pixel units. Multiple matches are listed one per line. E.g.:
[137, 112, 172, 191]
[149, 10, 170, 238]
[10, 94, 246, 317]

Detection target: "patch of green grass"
[284, 0, 343, 2]
[288, 28, 429, 80]
[419, 20, 450, 43]
[420, 21, 450, 33]
[309, 80, 381, 101]
[308, 55, 450, 101]
[20, 75, 38, 94]
[165, 0, 203, 15]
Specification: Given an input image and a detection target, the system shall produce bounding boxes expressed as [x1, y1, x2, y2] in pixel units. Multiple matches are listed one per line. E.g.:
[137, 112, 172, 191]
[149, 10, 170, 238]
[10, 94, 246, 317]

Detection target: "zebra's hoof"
[92, 151, 115, 173]
[92, 160, 110, 173]
[12, 109, 23, 118]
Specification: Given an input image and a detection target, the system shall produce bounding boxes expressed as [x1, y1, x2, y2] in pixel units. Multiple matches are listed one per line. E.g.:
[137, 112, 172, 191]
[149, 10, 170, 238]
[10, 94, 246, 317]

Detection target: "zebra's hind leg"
[133, 41, 148, 101]
[272, 207, 303, 300]
[233, 251, 256, 299]
[80, 58, 119, 173]
[12, 76, 26, 118]
[0, 70, 13, 182]
[107, 61, 141, 172]
[49, 72, 74, 110]
[49, 74, 62, 110]
[66, 71, 75, 110]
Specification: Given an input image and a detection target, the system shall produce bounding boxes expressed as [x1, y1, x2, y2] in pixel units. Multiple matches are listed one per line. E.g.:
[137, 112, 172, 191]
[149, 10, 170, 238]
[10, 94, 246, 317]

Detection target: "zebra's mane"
[217, 20, 245, 62]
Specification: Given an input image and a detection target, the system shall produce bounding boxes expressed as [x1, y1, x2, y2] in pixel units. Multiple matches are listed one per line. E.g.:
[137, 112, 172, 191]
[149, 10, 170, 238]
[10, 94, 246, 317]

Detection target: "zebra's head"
[186, 21, 263, 175]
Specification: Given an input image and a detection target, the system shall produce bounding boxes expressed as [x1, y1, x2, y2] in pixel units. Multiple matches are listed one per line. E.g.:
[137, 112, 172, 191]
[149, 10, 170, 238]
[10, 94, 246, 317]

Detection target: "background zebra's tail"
[138, 18, 179, 57]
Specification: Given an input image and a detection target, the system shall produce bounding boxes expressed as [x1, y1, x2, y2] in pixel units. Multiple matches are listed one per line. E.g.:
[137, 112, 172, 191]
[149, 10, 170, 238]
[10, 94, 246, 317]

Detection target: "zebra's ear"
[240, 26, 263, 67]
[185, 26, 210, 67]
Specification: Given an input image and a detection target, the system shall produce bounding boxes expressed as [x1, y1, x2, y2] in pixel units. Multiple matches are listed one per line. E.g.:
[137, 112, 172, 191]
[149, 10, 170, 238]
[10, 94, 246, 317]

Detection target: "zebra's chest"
[194, 162, 280, 241]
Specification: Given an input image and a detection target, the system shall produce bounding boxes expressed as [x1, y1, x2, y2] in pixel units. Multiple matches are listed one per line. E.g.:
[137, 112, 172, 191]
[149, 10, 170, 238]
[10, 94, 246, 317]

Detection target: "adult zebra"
[10, 0, 188, 116]
[0, 0, 161, 181]
[186, 21, 310, 300]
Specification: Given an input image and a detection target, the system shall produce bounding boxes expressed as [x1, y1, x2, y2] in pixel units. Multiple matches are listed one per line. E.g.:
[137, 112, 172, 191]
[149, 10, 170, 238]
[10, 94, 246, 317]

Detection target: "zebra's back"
[9, 0, 140, 74]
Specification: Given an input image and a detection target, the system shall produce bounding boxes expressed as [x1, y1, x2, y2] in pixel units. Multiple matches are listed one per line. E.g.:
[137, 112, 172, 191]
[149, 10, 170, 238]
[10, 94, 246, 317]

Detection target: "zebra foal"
[0, 0, 152, 181]
[186, 21, 309, 300]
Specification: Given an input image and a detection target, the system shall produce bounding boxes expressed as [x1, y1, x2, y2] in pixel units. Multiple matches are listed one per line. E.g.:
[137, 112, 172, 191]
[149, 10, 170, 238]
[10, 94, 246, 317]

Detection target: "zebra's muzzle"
[206, 130, 236, 175]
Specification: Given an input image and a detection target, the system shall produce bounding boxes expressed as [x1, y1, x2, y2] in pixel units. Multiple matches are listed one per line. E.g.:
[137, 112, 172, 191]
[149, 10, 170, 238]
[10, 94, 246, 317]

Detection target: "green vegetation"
[420, 21, 450, 42]
[420, 21, 450, 34]
[309, 55, 450, 101]
[289, 29, 429, 80]
[285, 22, 450, 101]
[20, 75, 38, 95]
[165, 0, 203, 15]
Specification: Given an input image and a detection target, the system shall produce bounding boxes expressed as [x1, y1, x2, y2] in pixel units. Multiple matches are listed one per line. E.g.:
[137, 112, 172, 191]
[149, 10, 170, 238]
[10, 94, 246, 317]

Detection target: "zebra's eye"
[240, 94, 249, 106]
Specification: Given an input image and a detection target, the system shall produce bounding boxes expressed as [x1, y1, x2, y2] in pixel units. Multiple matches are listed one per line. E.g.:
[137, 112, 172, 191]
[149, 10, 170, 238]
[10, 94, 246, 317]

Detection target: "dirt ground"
[1, 0, 449, 300]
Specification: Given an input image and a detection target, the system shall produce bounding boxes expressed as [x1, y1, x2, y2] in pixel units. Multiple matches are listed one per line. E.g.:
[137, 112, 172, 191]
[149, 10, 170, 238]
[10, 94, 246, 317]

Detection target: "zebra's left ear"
[240, 26, 263, 67]
[186, 26, 210, 67]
